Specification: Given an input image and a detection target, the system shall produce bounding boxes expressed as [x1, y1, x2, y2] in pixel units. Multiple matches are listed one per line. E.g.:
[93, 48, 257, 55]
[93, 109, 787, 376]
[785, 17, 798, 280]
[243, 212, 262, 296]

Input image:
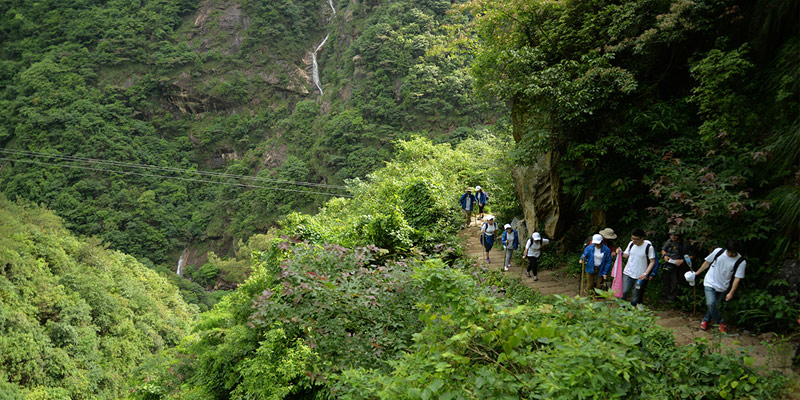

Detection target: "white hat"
[484, 215, 495, 221]
[504, 224, 512, 229]
[475, 185, 481, 191]
[532, 232, 541, 240]
[591, 234, 603, 244]
[684, 271, 696, 286]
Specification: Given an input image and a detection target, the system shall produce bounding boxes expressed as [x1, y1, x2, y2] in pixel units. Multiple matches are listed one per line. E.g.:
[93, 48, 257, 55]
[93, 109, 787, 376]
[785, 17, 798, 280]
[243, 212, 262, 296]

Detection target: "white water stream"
[176, 247, 188, 277]
[311, 0, 336, 95]
[311, 33, 330, 95]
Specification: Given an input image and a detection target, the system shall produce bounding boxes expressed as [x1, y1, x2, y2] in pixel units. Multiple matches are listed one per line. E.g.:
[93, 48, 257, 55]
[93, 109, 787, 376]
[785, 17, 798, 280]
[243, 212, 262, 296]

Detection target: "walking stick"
[580, 258, 585, 297]
[685, 255, 696, 315]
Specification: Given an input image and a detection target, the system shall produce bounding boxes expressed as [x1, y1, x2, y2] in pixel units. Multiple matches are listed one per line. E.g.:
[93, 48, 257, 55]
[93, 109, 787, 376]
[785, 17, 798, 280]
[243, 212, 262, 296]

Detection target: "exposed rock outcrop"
[512, 151, 565, 239]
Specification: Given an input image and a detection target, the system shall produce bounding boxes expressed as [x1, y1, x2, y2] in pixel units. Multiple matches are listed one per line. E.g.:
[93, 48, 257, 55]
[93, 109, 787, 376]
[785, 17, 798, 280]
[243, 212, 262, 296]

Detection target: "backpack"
[710, 248, 745, 288]
[626, 241, 659, 278]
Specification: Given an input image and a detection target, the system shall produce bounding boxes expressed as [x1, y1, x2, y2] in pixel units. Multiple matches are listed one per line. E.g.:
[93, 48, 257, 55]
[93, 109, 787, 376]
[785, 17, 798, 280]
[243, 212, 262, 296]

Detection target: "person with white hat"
[479, 215, 498, 263]
[523, 232, 550, 280]
[500, 223, 519, 271]
[580, 234, 613, 297]
[475, 186, 489, 219]
[458, 187, 476, 229]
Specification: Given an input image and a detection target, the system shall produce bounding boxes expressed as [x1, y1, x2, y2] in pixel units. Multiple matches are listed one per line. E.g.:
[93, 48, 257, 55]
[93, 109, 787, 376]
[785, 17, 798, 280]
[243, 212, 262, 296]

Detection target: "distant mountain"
[0, 0, 494, 268]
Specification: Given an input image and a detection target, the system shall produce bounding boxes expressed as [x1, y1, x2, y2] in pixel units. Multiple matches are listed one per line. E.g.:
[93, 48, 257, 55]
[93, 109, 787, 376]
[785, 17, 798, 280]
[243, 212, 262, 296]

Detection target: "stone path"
[461, 219, 799, 382]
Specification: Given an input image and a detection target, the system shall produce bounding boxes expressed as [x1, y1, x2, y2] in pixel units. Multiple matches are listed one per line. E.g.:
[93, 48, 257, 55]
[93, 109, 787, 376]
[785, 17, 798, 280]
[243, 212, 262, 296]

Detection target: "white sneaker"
[636, 304, 644, 311]
[504, 266, 509, 271]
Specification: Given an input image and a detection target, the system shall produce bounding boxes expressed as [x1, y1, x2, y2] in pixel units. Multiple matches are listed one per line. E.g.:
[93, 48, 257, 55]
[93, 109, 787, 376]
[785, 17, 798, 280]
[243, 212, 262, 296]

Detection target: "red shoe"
[718, 323, 726, 333]
[700, 320, 709, 331]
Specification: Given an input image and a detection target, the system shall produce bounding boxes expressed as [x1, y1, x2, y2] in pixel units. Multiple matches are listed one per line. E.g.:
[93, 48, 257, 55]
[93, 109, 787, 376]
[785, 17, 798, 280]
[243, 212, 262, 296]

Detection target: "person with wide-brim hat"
[598, 228, 620, 291]
[599, 228, 619, 254]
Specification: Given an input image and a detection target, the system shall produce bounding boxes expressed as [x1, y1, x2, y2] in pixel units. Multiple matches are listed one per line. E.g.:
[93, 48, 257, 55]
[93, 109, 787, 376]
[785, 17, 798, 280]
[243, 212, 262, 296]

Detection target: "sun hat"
[668, 227, 681, 235]
[532, 232, 541, 240]
[684, 271, 696, 286]
[484, 215, 494, 221]
[599, 228, 617, 240]
[504, 224, 512, 230]
[591, 234, 603, 244]
[475, 185, 481, 191]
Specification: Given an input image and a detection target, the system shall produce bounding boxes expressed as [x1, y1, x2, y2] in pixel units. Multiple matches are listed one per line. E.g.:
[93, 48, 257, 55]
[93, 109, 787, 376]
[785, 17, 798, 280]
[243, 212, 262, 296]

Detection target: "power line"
[0, 148, 349, 190]
[0, 157, 353, 198]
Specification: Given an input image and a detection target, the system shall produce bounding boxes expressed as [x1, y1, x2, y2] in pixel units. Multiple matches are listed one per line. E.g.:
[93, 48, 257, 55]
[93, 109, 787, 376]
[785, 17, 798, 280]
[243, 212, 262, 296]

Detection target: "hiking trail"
[460, 218, 799, 382]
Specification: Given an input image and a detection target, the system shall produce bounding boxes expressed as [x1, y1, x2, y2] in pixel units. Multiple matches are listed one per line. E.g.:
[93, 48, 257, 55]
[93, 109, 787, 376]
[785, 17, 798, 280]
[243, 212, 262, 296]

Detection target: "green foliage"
[335, 264, 787, 399]
[0, 0, 496, 279]
[0, 195, 195, 399]
[468, 0, 799, 333]
[727, 288, 800, 334]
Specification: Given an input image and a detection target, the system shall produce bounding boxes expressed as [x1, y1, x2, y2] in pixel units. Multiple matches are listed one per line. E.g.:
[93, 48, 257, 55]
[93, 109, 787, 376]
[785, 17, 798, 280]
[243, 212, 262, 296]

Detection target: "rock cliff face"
[512, 151, 565, 239]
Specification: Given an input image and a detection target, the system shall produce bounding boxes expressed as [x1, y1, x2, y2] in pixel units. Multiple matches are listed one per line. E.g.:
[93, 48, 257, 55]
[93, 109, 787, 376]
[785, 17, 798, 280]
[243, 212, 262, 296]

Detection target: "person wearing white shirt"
[691, 239, 746, 333]
[479, 215, 498, 264]
[622, 228, 656, 308]
[523, 232, 549, 280]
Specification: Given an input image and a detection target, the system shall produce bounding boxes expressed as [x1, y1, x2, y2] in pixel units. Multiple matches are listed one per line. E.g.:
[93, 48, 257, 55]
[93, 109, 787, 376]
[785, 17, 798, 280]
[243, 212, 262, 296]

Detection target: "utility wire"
[0, 157, 353, 198]
[0, 148, 348, 190]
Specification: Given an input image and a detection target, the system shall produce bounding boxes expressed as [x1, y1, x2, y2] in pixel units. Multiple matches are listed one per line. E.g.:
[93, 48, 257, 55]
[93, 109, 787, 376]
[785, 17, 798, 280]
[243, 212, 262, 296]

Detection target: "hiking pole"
[686, 255, 696, 316]
[580, 258, 585, 297]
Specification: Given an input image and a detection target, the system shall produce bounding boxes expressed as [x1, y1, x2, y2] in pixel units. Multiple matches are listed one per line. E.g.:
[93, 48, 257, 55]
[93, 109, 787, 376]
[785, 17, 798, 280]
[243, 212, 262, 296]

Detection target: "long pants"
[623, 275, 648, 306]
[662, 263, 679, 302]
[585, 271, 600, 297]
[504, 248, 514, 267]
[703, 286, 725, 324]
[527, 256, 540, 276]
[463, 209, 472, 227]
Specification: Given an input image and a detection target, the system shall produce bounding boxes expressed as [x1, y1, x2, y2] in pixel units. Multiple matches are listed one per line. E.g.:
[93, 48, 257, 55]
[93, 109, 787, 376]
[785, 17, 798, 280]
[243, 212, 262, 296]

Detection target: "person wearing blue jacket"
[580, 234, 613, 297]
[501, 224, 519, 271]
[475, 186, 489, 219]
[458, 188, 476, 229]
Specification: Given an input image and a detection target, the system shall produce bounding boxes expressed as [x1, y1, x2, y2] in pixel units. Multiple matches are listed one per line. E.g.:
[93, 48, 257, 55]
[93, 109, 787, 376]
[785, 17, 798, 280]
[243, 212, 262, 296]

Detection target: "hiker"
[458, 188, 476, 229]
[599, 227, 620, 289]
[687, 239, 746, 333]
[660, 228, 692, 303]
[580, 234, 613, 296]
[622, 228, 657, 309]
[523, 232, 550, 280]
[479, 215, 498, 263]
[599, 228, 620, 255]
[475, 186, 489, 219]
[501, 224, 519, 272]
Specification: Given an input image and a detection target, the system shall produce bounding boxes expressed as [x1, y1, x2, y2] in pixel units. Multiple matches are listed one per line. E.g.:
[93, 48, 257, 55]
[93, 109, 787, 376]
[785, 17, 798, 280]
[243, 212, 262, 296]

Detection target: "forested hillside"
[130, 137, 790, 399]
[0, 195, 195, 399]
[466, 0, 799, 331]
[1, 0, 798, 398]
[0, 0, 493, 269]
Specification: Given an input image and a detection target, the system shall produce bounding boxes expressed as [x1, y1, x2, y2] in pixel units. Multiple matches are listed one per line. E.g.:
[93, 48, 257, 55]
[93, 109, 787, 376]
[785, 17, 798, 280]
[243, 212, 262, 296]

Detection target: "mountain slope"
[0, 195, 195, 399]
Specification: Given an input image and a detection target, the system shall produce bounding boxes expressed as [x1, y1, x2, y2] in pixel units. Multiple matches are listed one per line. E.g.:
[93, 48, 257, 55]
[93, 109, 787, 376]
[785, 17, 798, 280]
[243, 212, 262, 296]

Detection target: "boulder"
[512, 151, 565, 239]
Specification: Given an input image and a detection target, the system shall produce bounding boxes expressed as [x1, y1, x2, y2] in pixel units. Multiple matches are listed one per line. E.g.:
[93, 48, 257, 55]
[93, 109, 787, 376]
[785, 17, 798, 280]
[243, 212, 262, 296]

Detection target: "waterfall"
[311, 33, 330, 95]
[176, 247, 188, 277]
[311, 0, 335, 95]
